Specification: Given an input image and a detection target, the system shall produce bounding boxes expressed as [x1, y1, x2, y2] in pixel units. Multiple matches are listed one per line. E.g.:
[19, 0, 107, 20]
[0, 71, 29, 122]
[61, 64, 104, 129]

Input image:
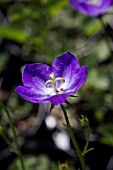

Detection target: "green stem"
[0, 102, 25, 170]
[82, 126, 90, 156]
[60, 104, 86, 170]
[2, 133, 15, 150]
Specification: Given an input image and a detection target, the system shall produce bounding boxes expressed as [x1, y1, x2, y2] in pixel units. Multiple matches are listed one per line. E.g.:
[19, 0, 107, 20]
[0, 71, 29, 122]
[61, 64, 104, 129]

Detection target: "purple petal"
[22, 63, 52, 93]
[69, 0, 113, 17]
[52, 51, 80, 87]
[16, 85, 72, 105]
[46, 92, 73, 105]
[44, 91, 76, 105]
[65, 65, 87, 93]
[16, 86, 50, 103]
[83, 0, 113, 16]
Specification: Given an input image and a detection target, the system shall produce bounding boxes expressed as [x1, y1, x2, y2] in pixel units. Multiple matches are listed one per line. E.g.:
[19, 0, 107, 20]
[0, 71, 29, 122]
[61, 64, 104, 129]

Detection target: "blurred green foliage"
[8, 154, 75, 170]
[8, 154, 58, 170]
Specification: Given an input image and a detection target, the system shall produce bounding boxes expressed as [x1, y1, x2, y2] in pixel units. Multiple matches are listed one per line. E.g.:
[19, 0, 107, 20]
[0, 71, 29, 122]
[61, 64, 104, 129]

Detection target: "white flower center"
[79, 0, 102, 6]
[45, 73, 65, 94]
[87, 0, 102, 5]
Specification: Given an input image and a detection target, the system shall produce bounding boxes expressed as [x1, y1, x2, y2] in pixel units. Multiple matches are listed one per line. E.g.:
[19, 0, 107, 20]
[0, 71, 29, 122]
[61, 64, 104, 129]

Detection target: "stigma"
[45, 73, 65, 93]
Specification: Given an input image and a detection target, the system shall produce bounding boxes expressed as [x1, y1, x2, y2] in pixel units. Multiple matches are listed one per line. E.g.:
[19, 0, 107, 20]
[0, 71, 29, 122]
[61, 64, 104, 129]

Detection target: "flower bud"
[78, 114, 89, 128]
[58, 162, 69, 170]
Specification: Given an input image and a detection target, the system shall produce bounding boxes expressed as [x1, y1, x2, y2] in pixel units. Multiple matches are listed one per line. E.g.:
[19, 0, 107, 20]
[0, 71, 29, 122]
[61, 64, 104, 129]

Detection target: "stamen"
[60, 88, 64, 91]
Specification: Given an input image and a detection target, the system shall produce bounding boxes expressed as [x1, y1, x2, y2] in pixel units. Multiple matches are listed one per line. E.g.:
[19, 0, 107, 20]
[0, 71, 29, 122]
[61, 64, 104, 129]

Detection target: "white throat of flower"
[45, 73, 65, 93]
[88, 0, 101, 5]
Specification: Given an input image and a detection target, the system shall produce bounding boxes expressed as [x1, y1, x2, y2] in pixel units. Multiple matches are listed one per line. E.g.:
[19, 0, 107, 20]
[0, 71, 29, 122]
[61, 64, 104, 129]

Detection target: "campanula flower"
[69, 0, 113, 17]
[16, 51, 87, 105]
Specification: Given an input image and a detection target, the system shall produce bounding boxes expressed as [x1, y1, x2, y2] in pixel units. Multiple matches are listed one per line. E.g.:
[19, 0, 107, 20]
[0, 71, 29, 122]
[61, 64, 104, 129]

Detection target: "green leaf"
[48, 1, 68, 16]
[0, 26, 28, 43]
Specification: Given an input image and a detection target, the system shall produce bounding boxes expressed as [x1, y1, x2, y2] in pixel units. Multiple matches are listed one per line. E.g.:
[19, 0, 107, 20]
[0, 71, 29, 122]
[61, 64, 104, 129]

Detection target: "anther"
[60, 88, 64, 91]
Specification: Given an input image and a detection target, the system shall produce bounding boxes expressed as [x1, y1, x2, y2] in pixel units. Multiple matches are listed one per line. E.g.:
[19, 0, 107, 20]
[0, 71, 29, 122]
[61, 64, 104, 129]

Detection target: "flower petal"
[46, 95, 67, 105]
[52, 51, 80, 88]
[83, 0, 113, 16]
[69, 0, 113, 17]
[45, 92, 73, 105]
[22, 63, 52, 94]
[16, 86, 50, 103]
[16, 85, 73, 105]
[66, 65, 87, 93]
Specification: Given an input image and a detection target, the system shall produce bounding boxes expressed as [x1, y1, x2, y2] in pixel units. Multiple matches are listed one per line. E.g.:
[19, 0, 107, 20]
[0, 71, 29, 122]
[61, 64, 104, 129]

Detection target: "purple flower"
[16, 51, 87, 105]
[69, 0, 113, 17]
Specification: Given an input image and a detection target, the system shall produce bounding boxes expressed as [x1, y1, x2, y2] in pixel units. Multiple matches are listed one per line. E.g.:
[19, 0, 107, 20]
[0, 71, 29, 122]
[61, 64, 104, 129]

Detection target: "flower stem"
[1, 132, 15, 150]
[0, 102, 25, 170]
[60, 104, 86, 170]
[82, 126, 90, 156]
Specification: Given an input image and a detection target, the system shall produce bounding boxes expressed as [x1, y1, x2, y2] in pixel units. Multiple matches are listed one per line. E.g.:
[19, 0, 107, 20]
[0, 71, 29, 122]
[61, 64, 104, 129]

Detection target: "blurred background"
[0, 0, 113, 170]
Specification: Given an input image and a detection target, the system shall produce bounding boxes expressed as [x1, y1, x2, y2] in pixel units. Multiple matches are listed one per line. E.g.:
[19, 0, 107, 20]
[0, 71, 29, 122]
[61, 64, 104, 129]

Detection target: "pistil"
[45, 73, 65, 93]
